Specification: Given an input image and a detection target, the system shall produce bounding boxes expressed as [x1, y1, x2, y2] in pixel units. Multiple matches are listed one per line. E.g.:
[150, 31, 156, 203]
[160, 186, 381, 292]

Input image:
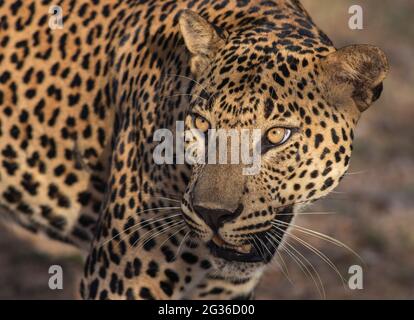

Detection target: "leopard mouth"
[207, 233, 278, 263]
[205, 206, 295, 263]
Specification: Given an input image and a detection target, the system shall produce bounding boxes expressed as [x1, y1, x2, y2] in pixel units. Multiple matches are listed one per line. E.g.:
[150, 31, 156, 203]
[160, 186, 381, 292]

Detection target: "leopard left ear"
[320, 44, 389, 112]
[179, 10, 226, 76]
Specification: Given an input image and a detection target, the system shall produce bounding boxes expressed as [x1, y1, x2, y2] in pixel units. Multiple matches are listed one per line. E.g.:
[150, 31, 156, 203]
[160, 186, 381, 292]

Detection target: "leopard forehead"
[186, 31, 340, 127]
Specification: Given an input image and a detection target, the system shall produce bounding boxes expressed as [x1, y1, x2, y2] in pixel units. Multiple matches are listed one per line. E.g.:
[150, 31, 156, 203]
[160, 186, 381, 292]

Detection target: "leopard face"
[177, 10, 388, 277]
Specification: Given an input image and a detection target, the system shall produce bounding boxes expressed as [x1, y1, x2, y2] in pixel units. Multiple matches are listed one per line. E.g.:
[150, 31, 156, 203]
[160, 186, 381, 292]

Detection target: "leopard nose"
[193, 204, 244, 232]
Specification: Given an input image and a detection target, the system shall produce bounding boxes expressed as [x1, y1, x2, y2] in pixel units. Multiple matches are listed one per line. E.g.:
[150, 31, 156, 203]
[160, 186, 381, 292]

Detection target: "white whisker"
[271, 230, 326, 299]
[160, 93, 207, 101]
[174, 231, 191, 261]
[272, 220, 363, 262]
[134, 220, 185, 249]
[276, 211, 337, 216]
[273, 225, 346, 288]
[158, 226, 188, 254]
[100, 212, 182, 247]
[135, 206, 181, 216]
[264, 234, 293, 285]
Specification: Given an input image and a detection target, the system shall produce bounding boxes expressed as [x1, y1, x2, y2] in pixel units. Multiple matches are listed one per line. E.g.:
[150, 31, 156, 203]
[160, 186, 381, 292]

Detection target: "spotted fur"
[0, 0, 388, 299]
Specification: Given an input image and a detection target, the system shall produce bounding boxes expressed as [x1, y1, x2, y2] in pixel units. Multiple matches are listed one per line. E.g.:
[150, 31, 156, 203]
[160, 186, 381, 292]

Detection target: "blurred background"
[0, 0, 413, 299]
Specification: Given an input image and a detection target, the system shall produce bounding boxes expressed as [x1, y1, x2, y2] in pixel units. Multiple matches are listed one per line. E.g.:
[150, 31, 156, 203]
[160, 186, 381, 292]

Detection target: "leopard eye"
[266, 127, 292, 146]
[193, 114, 210, 133]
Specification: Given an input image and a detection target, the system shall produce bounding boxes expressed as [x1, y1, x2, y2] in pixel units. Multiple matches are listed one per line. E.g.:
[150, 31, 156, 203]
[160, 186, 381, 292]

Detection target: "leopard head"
[177, 10, 388, 276]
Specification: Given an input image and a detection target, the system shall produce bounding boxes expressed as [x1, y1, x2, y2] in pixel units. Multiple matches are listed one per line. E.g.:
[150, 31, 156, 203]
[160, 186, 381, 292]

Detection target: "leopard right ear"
[179, 10, 226, 77]
[319, 44, 389, 113]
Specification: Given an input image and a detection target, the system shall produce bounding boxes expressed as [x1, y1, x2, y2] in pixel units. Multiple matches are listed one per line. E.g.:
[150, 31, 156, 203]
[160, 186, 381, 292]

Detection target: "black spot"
[200, 259, 212, 269]
[125, 288, 135, 300]
[3, 186, 22, 203]
[273, 73, 285, 86]
[143, 238, 156, 251]
[146, 261, 159, 278]
[159, 281, 173, 297]
[133, 258, 142, 276]
[88, 279, 99, 299]
[161, 245, 176, 263]
[314, 134, 324, 148]
[109, 273, 119, 294]
[139, 287, 155, 300]
[278, 63, 290, 77]
[165, 269, 180, 283]
[181, 252, 198, 264]
[264, 98, 274, 118]
[331, 128, 339, 144]
[321, 177, 334, 191]
[64, 173, 78, 186]
[77, 191, 91, 205]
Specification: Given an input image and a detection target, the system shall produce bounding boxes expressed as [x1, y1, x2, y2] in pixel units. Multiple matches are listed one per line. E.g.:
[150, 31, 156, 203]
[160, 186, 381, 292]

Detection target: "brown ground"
[1, 0, 413, 299]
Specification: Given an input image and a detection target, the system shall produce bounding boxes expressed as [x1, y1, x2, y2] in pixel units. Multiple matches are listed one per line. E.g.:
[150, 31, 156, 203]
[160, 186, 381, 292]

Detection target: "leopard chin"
[209, 255, 267, 280]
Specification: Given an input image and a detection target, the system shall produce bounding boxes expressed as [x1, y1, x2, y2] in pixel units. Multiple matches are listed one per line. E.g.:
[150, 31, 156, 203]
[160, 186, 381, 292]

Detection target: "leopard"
[0, 0, 388, 299]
